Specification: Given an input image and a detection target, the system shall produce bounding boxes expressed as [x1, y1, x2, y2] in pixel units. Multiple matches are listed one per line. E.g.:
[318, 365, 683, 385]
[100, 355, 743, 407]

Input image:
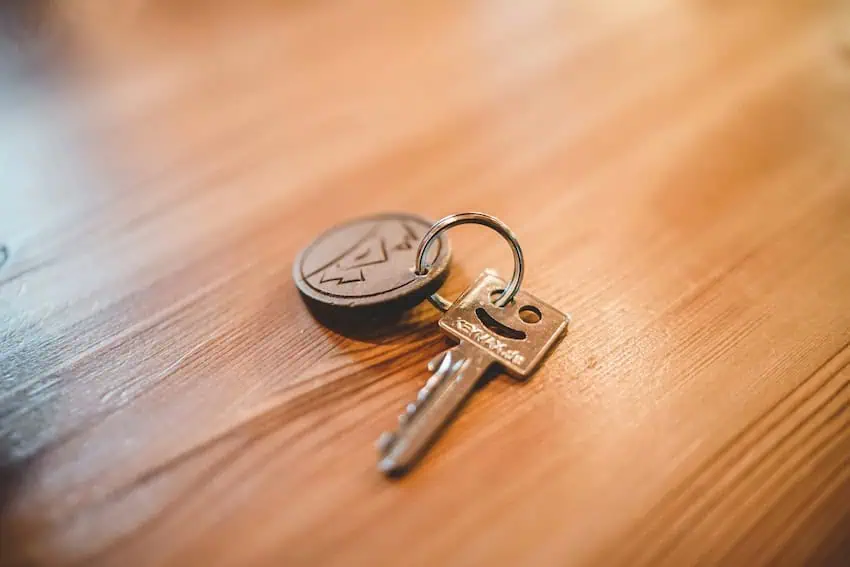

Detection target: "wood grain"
[2, 1, 850, 566]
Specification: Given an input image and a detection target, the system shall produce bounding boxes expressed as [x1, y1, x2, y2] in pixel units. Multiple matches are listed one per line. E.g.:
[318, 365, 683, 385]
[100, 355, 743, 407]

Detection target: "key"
[377, 270, 570, 475]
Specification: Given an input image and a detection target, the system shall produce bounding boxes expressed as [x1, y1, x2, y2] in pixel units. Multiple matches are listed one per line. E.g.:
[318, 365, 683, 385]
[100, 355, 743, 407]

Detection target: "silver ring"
[415, 212, 524, 312]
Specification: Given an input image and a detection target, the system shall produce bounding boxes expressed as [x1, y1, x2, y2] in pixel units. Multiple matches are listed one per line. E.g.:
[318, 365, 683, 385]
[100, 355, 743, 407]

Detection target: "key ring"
[415, 212, 524, 312]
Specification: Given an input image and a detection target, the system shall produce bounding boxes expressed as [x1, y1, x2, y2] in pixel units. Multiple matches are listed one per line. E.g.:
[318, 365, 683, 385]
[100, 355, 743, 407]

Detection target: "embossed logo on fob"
[313, 222, 419, 286]
[294, 213, 452, 309]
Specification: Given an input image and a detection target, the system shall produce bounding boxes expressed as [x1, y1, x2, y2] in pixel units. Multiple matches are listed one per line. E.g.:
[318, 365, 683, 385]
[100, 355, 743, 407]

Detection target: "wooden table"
[2, 1, 849, 566]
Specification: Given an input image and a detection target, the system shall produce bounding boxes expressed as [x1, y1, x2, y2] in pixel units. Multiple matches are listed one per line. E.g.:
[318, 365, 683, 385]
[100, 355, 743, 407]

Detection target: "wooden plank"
[1, 1, 849, 565]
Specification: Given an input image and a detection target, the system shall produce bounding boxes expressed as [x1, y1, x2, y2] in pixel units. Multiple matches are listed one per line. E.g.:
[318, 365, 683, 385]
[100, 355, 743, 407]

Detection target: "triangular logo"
[341, 237, 388, 269]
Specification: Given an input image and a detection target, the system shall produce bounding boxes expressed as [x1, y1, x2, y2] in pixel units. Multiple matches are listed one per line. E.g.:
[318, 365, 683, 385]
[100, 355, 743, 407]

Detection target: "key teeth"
[419, 353, 454, 406]
[378, 456, 404, 476]
[427, 350, 450, 372]
[451, 358, 466, 374]
[376, 432, 396, 453]
[380, 347, 461, 469]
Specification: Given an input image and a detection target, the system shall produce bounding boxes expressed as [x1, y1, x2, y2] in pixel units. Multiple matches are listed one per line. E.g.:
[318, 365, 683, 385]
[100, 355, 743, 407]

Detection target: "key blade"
[378, 343, 491, 475]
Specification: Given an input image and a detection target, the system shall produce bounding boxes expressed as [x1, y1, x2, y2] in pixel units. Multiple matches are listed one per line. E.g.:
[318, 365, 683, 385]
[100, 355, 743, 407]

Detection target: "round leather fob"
[293, 213, 451, 311]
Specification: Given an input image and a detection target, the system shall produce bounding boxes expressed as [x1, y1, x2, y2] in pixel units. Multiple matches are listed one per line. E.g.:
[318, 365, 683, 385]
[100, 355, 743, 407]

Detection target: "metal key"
[377, 271, 570, 475]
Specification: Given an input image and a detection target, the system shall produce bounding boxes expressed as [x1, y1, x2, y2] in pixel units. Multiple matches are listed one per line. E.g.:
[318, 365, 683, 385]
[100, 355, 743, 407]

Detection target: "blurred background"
[2, 1, 850, 566]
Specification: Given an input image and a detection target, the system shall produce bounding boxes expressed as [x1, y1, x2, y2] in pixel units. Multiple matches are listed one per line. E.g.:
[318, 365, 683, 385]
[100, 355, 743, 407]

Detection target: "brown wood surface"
[2, 1, 850, 566]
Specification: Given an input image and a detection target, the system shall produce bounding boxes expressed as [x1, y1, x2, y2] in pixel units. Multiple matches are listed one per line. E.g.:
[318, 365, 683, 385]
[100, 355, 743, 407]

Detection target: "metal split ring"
[415, 212, 524, 312]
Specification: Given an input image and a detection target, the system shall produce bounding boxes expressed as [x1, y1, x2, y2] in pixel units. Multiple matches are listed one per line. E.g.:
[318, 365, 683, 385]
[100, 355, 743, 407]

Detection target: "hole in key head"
[489, 288, 516, 306]
[519, 305, 542, 324]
